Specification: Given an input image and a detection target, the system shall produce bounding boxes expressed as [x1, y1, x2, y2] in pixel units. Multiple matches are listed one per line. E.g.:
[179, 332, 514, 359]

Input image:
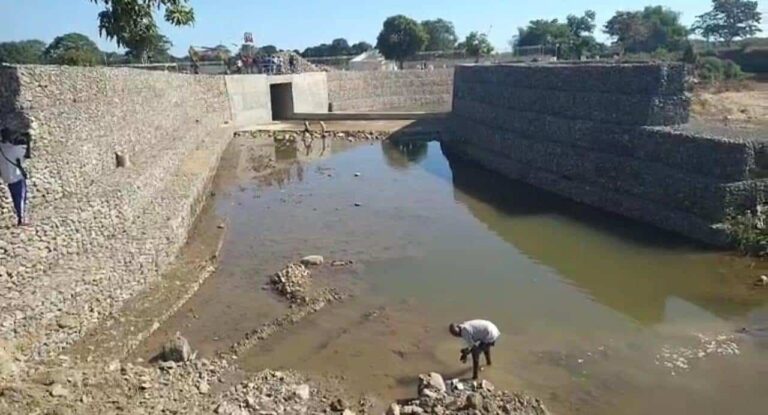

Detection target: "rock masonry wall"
[326, 69, 453, 112]
[0, 65, 232, 359]
[447, 63, 768, 245]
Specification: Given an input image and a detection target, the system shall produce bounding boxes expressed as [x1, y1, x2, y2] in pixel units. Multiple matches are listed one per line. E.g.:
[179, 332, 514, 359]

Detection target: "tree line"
[0, 0, 762, 68]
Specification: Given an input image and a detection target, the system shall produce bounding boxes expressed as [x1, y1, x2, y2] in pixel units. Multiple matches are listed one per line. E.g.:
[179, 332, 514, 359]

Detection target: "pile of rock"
[215, 370, 338, 415]
[270, 263, 312, 304]
[387, 372, 549, 415]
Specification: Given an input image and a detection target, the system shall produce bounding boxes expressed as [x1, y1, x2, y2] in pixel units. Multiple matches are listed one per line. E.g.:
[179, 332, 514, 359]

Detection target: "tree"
[421, 19, 458, 51]
[462, 32, 494, 63]
[89, 0, 194, 49]
[0, 40, 47, 64]
[329, 38, 351, 55]
[44, 33, 102, 66]
[514, 10, 598, 60]
[125, 32, 173, 63]
[376, 15, 428, 68]
[604, 6, 689, 53]
[350, 41, 373, 55]
[566, 10, 599, 59]
[259, 45, 278, 55]
[692, 0, 762, 46]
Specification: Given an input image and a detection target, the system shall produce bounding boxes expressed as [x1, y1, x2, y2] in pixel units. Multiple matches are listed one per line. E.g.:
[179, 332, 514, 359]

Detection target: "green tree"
[514, 11, 598, 60]
[89, 0, 194, 49]
[462, 32, 494, 63]
[125, 33, 173, 63]
[566, 10, 599, 59]
[44, 33, 102, 66]
[329, 38, 351, 55]
[604, 6, 689, 53]
[259, 45, 278, 55]
[376, 15, 428, 68]
[421, 18, 458, 51]
[692, 0, 762, 46]
[0, 40, 47, 64]
[515, 19, 570, 48]
[350, 41, 373, 55]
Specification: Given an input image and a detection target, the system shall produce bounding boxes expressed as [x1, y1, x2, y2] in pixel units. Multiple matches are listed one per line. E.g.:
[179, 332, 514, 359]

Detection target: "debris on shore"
[387, 372, 549, 415]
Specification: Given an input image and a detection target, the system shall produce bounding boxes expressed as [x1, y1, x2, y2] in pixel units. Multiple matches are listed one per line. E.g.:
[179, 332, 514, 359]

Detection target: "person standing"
[0, 127, 30, 226]
[449, 319, 500, 379]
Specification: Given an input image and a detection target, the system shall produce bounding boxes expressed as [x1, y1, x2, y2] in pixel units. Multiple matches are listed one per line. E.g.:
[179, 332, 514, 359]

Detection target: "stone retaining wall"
[327, 69, 453, 112]
[0, 65, 232, 359]
[447, 63, 768, 245]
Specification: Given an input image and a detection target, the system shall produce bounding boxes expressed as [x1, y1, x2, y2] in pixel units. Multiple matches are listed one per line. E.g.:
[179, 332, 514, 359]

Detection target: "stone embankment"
[0, 65, 231, 360]
[446, 63, 768, 246]
[327, 69, 454, 112]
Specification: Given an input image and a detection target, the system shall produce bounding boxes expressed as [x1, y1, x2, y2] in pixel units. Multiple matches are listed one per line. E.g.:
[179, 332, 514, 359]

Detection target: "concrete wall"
[327, 69, 454, 112]
[0, 65, 232, 358]
[225, 72, 330, 128]
[447, 63, 767, 245]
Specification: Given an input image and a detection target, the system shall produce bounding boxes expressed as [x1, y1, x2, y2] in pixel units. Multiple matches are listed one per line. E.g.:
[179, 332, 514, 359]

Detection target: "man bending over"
[449, 319, 500, 380]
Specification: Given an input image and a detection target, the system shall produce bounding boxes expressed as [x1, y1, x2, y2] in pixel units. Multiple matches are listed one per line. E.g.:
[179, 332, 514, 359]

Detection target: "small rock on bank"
[301, 255, 324, 266]
[161, 332, 192, 362]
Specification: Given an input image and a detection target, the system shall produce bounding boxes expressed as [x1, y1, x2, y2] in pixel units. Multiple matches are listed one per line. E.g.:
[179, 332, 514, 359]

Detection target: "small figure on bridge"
[0, 127, 31, 226]
[449, 319, 500, 380]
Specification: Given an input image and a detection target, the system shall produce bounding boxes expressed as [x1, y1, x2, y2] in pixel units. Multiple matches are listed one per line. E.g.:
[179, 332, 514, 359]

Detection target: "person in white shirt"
[0, 127, 30, 226]
[449, 319, 500, 379]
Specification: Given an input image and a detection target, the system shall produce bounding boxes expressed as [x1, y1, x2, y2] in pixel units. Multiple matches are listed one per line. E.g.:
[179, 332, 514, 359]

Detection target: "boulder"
[386, 403, 401, 415]
[300, 255, 324, 266]
[418, 372, 446, 396]
[330, 397, 350, 411]
[400, 405, 424, 414]
[161, 332, 192, 362]
[294, 384, 311, 400]
[464, 393, 483, 410]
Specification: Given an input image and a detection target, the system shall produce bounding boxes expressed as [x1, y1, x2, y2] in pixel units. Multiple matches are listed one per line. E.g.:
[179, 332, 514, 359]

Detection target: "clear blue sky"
[1, 1, 767, 55]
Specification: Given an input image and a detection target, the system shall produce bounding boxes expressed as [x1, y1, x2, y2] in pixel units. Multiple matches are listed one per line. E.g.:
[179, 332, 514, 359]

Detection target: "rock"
[57, 315, 78, 329]
[342, 410, 355, 415]
[400, 405, 424, 414]
[0, 341, 18, 379]
[330, 397, 350, 411]
[294, 383, 310, 400]
[418, 372, 446, 395]
[754, 275, 768, 287]
[197, 381, 210, 394]
[464, 393, 483, 410]
[353, 202, 362, 207]
[107, 359, 121, 372]
[158, 361, 177, 371]
[330, 260, 353, 267]
[481, 379, 495, 391]
[354, 172, 361, 177]
[50, 384, 69, 397]
[161, 332, 192, 362]
[386, 403, 401, 415]
[300, 255, 324, 266]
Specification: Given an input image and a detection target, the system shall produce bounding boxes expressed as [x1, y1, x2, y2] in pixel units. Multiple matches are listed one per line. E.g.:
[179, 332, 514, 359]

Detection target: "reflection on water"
[199, 138, 768, 414]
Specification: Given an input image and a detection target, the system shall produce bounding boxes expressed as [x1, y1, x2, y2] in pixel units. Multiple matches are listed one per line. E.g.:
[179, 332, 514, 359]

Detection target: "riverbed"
[140, 135, 768, 414]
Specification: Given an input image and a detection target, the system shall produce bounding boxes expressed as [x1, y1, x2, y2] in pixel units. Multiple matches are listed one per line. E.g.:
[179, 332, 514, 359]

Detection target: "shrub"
[723, 209, 768, 256]
[682, 43, 699, 65]
[696, 56, 744, 82]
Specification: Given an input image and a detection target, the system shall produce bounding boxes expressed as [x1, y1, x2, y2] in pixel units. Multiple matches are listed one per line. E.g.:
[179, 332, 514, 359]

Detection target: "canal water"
[148, 137, 768, 414]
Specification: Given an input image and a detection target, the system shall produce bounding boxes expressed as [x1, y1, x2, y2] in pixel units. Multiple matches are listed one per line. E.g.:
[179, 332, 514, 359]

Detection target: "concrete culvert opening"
[270, 83, 294, 120]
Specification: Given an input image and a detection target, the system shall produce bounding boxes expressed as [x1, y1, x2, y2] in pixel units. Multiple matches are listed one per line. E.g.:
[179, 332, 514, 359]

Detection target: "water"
[147, 138, 768, 414]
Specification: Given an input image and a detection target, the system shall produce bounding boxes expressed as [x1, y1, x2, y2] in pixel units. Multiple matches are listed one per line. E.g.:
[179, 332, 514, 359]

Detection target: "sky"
[1, 0, 767, 56]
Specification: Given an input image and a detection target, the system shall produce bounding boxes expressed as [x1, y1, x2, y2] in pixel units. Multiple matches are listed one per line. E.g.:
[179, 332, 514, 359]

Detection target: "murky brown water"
[142, 137, 768, 414]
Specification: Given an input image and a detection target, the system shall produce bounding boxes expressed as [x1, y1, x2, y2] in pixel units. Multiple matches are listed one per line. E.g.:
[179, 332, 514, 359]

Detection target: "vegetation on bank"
[724, 210, 768, 256]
